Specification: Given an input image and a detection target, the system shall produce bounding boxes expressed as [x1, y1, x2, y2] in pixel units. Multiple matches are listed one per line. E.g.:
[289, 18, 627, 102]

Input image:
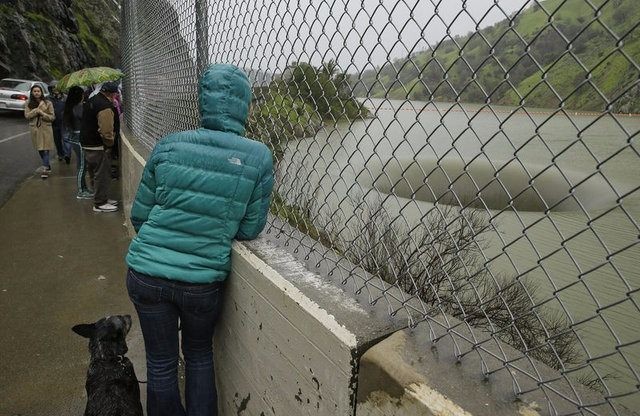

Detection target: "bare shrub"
[341, 201, 582, 371]
[272, 192, 607, 384]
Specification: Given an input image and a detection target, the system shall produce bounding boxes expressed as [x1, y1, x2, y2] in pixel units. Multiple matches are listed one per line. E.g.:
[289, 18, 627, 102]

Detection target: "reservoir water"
[277, 99, 640, 409]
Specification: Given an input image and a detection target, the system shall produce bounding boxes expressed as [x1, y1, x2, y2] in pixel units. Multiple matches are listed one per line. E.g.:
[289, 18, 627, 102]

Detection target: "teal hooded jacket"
[126, 64, 274, 283]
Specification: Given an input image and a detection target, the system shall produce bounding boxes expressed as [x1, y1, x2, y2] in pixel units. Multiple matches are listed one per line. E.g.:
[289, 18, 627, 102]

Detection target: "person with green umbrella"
[56, 67, 124, 92]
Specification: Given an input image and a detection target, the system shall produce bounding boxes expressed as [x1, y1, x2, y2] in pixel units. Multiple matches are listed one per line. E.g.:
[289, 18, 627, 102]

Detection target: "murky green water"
[278, 99, 640, 410]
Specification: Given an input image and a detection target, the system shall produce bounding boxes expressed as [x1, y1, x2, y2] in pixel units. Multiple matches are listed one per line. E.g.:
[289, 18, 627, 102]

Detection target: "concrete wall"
[354, 312, 629, 416]
[120, 125, 150, 234]
[356, 330, 536, 416]
[214, 239, 400, 415]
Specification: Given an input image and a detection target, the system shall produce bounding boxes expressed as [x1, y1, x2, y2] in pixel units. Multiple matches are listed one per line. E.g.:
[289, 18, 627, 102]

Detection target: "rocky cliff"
[0, 0, 120, 82]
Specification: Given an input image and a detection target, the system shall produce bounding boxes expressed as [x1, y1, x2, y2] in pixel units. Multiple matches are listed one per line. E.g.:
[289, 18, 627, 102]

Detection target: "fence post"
[195, 0, 209, 76]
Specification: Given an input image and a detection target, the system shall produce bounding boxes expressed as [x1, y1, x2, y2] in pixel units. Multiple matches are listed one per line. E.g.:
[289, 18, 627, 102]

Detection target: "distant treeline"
[247, 61, 369, 159]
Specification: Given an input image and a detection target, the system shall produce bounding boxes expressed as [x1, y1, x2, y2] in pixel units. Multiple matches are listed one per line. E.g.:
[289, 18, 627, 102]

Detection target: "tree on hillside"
[246, 60, 369, 162]
[285, 60, 369, 121]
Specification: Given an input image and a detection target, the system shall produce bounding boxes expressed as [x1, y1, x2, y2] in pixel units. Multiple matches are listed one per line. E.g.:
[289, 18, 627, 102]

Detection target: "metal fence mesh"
[121, 0, 640, 414]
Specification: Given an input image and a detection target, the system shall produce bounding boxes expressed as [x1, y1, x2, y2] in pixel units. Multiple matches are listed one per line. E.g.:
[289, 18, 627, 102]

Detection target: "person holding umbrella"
[80, 81, 120, 212]
[56, 66, 124, 92]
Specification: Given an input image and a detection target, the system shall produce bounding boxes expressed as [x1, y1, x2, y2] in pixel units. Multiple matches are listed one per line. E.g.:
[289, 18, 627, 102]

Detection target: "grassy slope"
[358, 0, 640, 112]
[502, 0, 640, 110]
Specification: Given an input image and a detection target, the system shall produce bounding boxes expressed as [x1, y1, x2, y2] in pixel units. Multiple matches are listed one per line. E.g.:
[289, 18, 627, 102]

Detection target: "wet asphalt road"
[0, 113, 146, 415]
[0, 110, 41, 208]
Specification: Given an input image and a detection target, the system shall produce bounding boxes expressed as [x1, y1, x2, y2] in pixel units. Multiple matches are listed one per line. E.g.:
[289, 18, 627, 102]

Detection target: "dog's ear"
[72, 323, 96, 339]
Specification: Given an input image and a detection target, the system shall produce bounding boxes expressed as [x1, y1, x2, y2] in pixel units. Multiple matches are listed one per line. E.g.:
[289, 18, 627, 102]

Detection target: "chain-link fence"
[121, 0, 640, 414]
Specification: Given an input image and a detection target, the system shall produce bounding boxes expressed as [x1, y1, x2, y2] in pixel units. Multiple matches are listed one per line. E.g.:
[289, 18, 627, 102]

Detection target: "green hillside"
[353, 0, 640, 112]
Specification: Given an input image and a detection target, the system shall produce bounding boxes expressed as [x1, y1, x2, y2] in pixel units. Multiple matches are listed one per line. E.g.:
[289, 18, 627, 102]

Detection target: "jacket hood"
[199, 64, 252, 135]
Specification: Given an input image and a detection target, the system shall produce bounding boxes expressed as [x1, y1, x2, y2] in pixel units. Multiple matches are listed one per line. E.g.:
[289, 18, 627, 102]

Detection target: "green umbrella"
[56, 67, 124, 92]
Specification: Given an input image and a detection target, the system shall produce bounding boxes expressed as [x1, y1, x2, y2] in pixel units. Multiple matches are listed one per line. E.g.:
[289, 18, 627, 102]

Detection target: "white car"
[0, 78, 50, 111]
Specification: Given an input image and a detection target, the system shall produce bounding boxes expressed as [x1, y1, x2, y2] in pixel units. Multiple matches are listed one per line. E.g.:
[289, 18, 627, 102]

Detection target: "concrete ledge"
[355, 320, 635, 416]
[214, 236, 406, 415]
[357, 330, 515, 416]
[120, 127, 150, 237]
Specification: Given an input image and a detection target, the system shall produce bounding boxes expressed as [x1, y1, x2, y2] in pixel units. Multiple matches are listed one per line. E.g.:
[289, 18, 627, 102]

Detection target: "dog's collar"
[115, 355, 129, 368]
[93, 355, 127, 365]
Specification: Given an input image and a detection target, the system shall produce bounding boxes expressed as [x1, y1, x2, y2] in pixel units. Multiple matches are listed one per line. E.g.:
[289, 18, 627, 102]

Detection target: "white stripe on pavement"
[0, 131, 29, 144]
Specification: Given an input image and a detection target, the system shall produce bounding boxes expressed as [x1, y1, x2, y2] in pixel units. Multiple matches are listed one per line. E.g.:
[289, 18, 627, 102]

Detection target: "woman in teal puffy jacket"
[126, 63, 274, 416]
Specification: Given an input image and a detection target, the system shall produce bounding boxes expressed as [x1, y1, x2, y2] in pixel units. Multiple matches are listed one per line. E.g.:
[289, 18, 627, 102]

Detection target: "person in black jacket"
[49, 86, 70, 164]
[63, 86, 93, 199]
[80, 82, 120, 212]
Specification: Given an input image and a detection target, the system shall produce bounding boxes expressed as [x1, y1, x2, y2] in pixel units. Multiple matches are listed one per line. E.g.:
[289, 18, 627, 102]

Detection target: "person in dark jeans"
[80, 82, 120, 212]
[126, 270, 224, 415]
[63, 86, 92, 199]
[126, 64, 274, 416]
[49, 86, 69, 163]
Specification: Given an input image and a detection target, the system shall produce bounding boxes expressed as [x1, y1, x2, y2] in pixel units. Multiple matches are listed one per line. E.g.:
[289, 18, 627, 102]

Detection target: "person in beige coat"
[24, 84, 55, 179]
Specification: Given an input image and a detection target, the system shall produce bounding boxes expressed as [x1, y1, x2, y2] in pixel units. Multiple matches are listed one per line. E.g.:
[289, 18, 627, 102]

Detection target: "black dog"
[73, 315, 143, 416]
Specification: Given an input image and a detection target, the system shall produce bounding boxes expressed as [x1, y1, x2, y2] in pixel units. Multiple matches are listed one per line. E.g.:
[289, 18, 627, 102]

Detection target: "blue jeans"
[38, 150, 50, 169]
[64, 132, 88, 192]
[126, 268, 224, 416]
[52, 123, 68, 158]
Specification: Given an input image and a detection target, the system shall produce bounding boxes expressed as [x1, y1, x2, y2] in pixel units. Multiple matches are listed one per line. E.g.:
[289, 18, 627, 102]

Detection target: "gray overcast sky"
[170, 0, 533, 73]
